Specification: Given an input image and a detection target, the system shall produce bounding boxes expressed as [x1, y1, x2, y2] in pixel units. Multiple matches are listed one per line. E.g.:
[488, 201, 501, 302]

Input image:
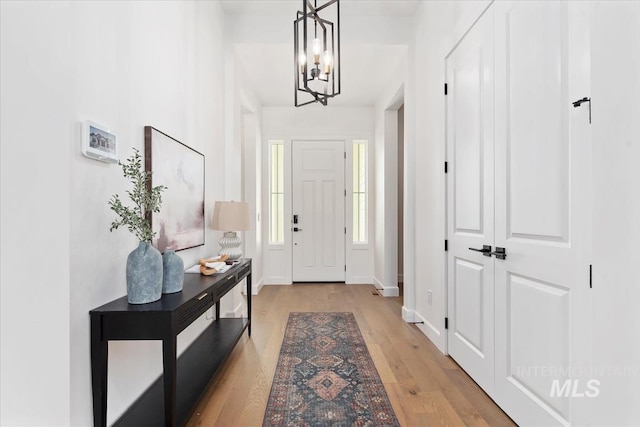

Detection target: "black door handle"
[572, 97, 592, 123]
[491, 247, 507, 260]
[469, 245, 492, 257]
[293, 227, 302, 232]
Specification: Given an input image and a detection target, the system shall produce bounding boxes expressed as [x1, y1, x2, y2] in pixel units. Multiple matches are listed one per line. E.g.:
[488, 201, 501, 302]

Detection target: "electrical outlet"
[428, 290, 433, 305]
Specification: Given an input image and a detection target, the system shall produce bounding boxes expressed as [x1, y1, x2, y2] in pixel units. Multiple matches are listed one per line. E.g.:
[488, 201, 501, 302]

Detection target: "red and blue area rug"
[263, 312, 400, 426]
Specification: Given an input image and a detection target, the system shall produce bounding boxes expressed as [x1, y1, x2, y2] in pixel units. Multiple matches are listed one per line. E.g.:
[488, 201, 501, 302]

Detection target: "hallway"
[187, 284, 515, 426]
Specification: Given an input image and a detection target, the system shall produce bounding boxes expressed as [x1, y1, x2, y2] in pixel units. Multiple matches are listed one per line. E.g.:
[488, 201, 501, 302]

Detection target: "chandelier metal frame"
[294, 0, 341, 107]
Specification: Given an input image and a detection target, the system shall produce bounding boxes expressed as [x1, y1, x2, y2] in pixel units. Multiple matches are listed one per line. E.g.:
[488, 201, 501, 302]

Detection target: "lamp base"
[218, 231, 242, 261]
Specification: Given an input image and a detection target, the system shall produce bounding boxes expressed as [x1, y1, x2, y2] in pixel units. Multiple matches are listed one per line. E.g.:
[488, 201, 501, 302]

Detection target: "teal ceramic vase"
[126, 241, 163, 304]
[162, 249, 184, 294]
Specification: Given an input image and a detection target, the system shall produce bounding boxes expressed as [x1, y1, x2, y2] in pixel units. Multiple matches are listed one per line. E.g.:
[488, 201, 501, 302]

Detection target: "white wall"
[397, 105, 405, 283]
[373, 79, 405, 297]
[1, 1, 72, 424]
[242, 112, 264, 294]
[228, 48, 264, 296]
[262, 106, 374, 285]
[1, 1, 227, 425]
[588, 2, 640, 424]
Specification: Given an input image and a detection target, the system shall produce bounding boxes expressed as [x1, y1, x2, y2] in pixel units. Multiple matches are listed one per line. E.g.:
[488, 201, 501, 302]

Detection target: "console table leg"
[162, 335, 177, 427]
[90, 315, 108, 427]
[247, 273, 252, 336]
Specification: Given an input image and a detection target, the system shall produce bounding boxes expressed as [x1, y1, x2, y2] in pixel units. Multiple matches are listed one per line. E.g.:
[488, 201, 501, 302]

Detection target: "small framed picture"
[82, 121, 118, 163]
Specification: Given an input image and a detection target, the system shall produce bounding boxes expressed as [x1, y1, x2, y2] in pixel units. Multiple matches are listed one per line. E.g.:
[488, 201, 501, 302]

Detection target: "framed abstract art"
[144, 126, 205, 253]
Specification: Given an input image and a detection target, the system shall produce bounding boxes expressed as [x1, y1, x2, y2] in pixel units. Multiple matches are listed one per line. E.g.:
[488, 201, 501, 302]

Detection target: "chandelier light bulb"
[323, 50, 332, 74]
[299, 52, 307, 74]
[312, 38, 322, 64]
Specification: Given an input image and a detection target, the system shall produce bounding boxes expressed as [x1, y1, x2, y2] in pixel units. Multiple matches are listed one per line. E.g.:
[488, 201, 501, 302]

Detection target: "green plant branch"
[109, 148, 166, 243]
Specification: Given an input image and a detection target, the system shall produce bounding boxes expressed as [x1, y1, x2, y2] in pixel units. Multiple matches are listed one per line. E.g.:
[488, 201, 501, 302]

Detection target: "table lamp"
[211, 201, 250, 261]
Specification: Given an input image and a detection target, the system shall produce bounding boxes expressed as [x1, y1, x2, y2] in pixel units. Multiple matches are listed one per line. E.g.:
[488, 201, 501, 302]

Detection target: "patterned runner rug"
[263, 312, 400, 426]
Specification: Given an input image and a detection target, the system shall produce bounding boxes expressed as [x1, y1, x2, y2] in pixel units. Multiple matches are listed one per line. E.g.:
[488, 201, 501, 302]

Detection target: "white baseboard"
[223, 301, 244, 318]
[402, 306, 415, 322]
[373, 277, 400, 297]
[373, 276, 399, 297]
[263, 277, 292, 285]
[243, 278, 264, 295]
[253, 278, 264, 295]
[420, 316, 441, 337]
[381, 286, 399, 297]
[411, 309, 447, 354]
[417, 312, 440, 337]
[347, 275, 373, 284]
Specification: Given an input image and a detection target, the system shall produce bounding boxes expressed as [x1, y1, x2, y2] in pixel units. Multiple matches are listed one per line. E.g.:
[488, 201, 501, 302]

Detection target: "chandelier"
[294, 0, 341, 107]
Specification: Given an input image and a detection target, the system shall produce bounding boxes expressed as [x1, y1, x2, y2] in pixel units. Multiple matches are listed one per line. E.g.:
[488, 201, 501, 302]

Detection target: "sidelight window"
[352, 141, 368, 243]
[269, 141, 285, 244]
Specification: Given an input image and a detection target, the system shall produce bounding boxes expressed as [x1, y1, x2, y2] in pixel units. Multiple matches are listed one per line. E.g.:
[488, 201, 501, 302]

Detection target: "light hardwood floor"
[186, 284, 516, 427]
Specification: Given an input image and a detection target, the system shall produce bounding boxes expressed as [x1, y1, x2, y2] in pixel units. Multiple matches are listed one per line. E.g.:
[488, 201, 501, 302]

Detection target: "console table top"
[90, 258, 252, 314]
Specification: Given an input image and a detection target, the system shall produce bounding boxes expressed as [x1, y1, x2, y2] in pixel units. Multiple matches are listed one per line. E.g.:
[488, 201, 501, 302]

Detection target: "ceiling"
[234, 43, 408, 107]
[221, 1, 421, 17]
[222, 0, 418, 106]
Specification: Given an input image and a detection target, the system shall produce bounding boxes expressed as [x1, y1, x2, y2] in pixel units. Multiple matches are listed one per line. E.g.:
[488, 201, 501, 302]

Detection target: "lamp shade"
[212, 201, 250, 231]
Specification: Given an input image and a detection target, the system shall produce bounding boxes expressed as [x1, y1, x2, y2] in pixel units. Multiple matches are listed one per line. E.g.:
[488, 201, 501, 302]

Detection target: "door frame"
[263, 134, 376, 286]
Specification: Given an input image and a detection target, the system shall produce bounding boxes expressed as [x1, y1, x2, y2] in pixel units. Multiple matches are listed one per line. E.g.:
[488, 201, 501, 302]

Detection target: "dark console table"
[90, 258, 252, 427]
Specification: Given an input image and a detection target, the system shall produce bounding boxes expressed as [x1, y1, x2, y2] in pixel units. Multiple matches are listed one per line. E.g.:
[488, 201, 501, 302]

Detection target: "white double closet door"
[446, 2, 591, 426]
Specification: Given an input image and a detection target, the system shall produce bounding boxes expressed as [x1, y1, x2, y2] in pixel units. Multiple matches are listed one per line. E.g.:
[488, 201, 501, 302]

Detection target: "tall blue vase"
[162, 249, 184, 294]
[126, 241, 163, 304]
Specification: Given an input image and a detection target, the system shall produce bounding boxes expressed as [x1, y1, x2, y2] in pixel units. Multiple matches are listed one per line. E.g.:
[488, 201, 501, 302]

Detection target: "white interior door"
[292, 140, 345, 282]
[494, 2, 591, 425]
[446, 7, 495, 394]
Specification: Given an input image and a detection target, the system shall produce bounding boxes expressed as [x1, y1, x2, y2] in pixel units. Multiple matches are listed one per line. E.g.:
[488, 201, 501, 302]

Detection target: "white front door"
[445, 7, 495, 394]
[292, 140, 346, 282]
[494, 2, 591, 425]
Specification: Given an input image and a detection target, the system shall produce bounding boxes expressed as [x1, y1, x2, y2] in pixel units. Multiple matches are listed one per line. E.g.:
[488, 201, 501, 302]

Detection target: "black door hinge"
[589, 264, 592, 288]
[445, 240, 448, 251]
[445, 317, 449, 329]
[444, 161, 448, 173]
[444, 83, 448, 95]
